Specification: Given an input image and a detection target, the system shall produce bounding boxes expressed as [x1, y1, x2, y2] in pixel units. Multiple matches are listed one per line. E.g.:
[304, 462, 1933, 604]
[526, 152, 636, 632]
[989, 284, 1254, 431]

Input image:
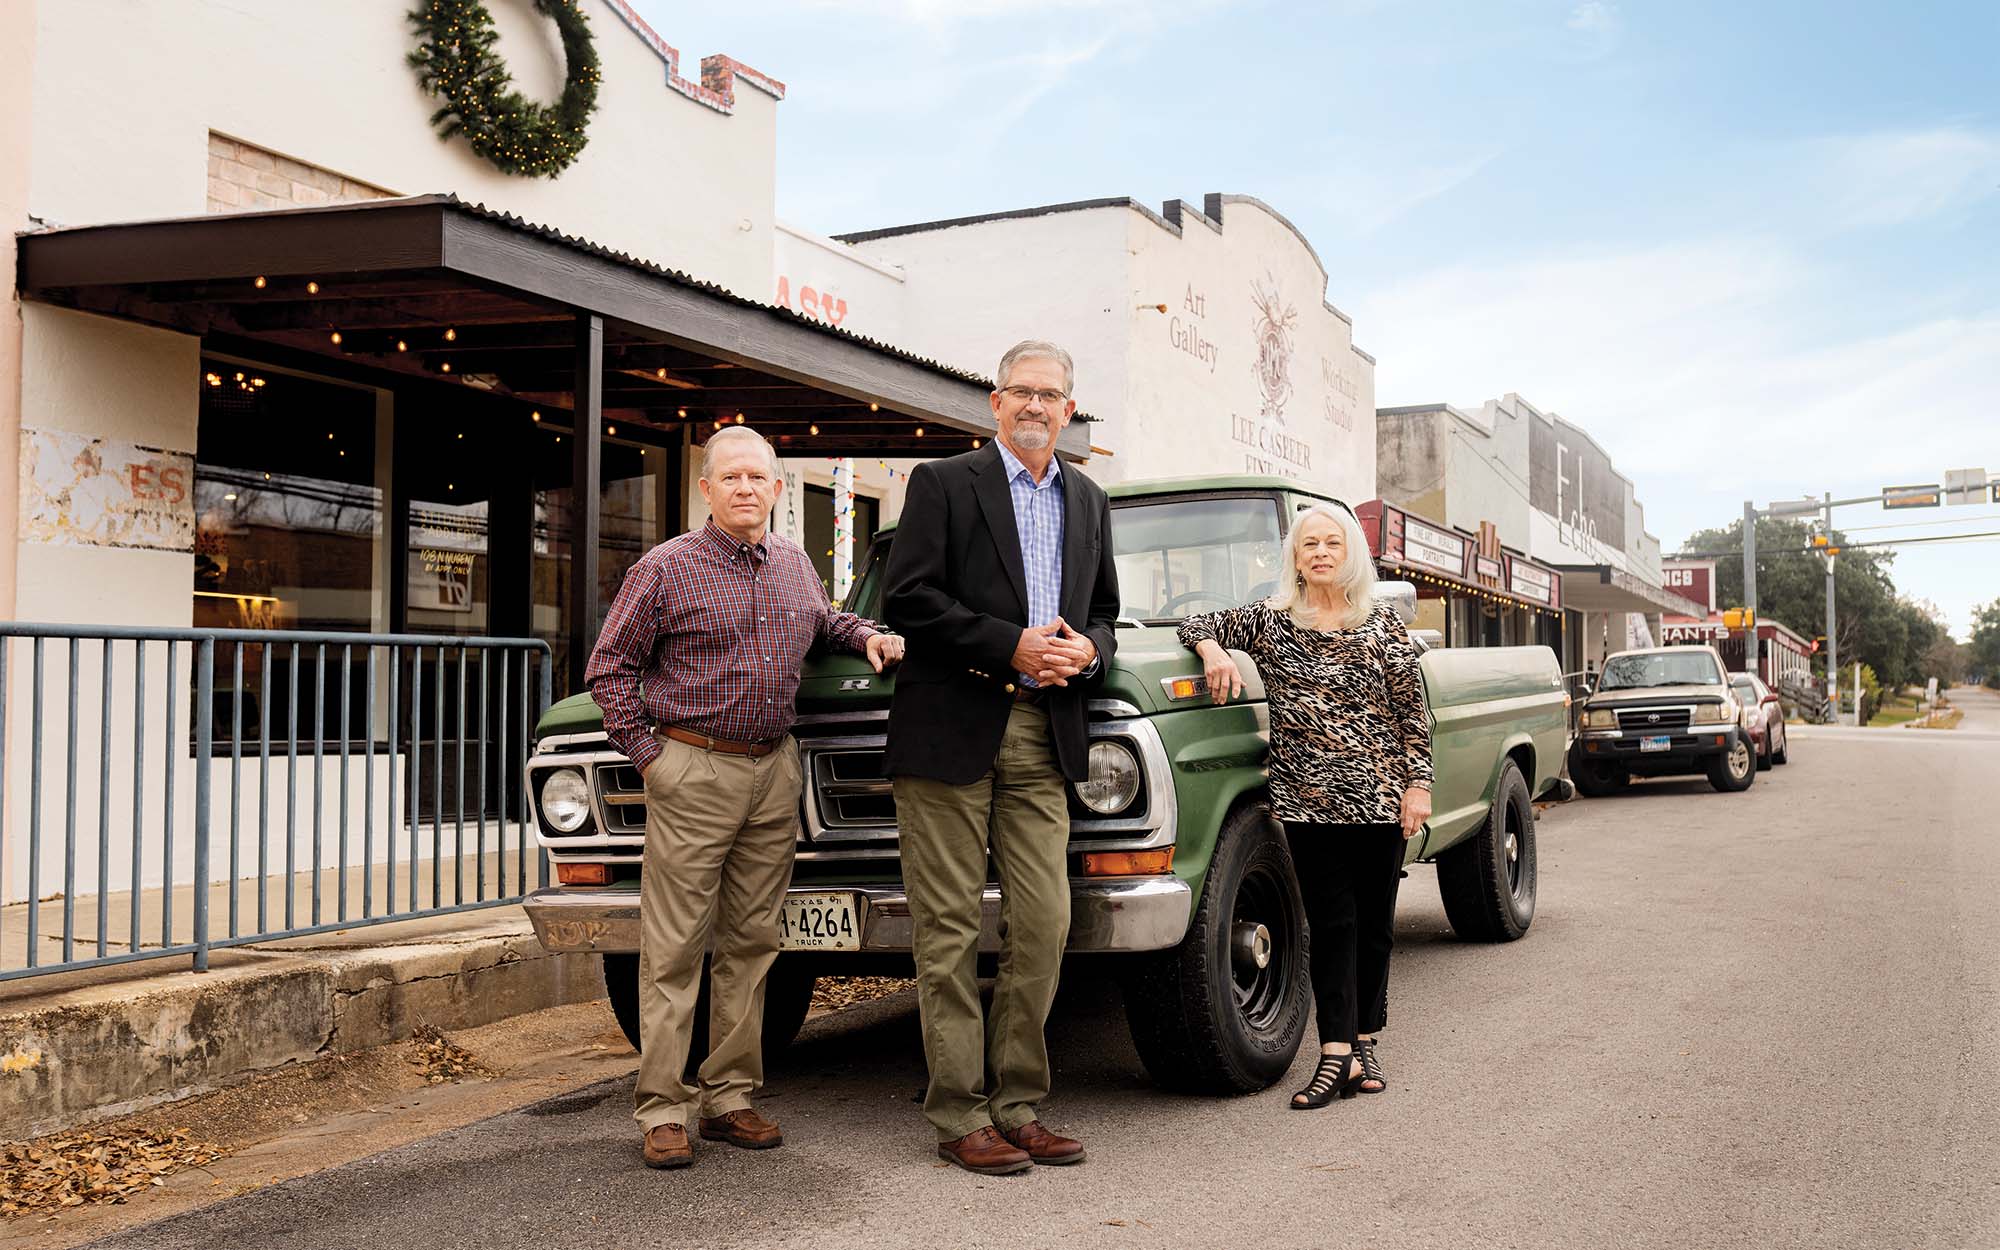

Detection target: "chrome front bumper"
[523, 876, 1194, 956]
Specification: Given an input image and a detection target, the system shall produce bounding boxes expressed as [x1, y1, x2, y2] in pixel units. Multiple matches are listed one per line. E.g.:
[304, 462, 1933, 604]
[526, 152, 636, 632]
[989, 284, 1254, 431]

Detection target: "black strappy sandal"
[1289, 1050, 1363, 1110]
[1354, 1038, 1385, 1094]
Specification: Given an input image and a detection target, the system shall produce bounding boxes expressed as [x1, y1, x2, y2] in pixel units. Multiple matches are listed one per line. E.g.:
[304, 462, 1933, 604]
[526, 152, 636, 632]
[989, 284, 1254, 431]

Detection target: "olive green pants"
[893, 702, 1072, 1142]
[633, 732, 801, 1132]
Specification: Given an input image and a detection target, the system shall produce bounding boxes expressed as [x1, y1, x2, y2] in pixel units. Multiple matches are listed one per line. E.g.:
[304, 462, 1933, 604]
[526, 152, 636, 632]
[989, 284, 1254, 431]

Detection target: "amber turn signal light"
[1081, 848, 1174, 877]
[555, 862, 610, 886]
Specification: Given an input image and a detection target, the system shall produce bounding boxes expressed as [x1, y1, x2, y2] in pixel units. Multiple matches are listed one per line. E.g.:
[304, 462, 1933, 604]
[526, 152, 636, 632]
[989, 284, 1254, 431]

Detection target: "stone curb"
[0, 910, 602, 1139]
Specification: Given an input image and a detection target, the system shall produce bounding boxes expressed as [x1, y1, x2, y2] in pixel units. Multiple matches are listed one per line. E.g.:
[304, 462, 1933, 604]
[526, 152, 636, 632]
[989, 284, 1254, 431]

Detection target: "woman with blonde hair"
[1177, 503, 1433, 1109]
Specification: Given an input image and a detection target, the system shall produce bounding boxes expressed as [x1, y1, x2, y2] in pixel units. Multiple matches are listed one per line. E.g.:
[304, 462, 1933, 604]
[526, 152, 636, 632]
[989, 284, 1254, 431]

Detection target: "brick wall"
[206, 133, 395, 213]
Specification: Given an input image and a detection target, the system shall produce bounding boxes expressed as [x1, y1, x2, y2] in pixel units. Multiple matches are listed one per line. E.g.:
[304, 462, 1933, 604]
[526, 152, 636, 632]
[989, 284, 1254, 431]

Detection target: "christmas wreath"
[407, 0, 601, 179]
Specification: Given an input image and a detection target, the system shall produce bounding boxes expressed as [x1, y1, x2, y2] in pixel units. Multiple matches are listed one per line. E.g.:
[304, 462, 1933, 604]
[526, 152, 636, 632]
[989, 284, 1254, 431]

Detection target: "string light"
[868, 402, 879, 412]
[531, 411, 541, 422]
[253, 276, 267, 289]
[734, 413, 745, 424]
[444, 327, 457, 342]
[809, 424, 819, 436]
[397, 339, 408, 352]
[676, 408, 687, 419]
[306, 281, 320, 295]
[914, 427, 924, 438]
[440, 362, 451, 373]
[656, 368, 667, 379]
[606, 424, 617, 436]
[329, 330, 342, 345]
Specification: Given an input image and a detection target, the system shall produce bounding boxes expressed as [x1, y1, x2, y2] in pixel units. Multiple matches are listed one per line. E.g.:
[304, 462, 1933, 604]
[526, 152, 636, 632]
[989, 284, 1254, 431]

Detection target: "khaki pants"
[633, 732, 802, 1132]
[894, 702, 1072, 1142]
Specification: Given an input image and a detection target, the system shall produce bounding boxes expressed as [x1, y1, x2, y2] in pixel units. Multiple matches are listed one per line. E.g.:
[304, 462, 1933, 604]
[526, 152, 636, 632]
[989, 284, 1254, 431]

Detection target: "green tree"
[1681, 515, 1920, 684]
[1970, 600, 2000, 688]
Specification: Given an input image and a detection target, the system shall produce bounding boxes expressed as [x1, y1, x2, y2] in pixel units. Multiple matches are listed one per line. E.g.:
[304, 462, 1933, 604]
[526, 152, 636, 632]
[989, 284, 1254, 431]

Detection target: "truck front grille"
[1615, 708, 1692, 734]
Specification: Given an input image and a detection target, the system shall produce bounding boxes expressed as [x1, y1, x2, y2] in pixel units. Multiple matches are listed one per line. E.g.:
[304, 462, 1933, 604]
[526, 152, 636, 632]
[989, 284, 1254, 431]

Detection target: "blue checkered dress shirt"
[995, 441, 1065, 687]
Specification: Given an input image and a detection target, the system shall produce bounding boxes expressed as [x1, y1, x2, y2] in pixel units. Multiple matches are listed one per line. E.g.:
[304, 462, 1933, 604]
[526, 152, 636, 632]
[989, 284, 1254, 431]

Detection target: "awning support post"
[570, 313, 603, 696]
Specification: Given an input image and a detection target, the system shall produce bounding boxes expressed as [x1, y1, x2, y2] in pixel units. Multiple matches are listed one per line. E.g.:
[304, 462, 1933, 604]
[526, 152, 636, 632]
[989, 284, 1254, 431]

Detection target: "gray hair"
[995, 339, 1075, 395]
[701, 425, 780, 478]
[1267, 503, 1377, 629]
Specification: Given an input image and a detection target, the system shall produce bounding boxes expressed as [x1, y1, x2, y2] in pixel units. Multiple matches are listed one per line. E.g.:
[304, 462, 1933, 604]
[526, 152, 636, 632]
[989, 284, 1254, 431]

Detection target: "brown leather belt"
[1013, 683, 1046, 704]
[658, 726, 780, 758]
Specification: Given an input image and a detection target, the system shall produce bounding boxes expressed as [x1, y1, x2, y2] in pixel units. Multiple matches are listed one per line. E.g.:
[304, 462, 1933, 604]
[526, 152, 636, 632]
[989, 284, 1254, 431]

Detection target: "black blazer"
[883, 443, 1120, 785]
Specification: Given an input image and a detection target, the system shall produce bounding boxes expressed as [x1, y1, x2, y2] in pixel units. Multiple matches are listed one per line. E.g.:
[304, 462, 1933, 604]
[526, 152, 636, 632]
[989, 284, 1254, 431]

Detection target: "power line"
[1671, 531, 2000, 559]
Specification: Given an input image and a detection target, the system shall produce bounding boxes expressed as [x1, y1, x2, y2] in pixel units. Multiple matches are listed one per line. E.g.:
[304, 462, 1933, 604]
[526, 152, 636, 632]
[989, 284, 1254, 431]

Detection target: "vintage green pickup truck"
[522, 475, 1572, 1093]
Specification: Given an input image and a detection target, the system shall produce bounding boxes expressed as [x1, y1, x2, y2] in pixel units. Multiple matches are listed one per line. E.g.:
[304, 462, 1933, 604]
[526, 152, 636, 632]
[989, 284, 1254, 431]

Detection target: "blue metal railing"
[0, 625, 552, 981]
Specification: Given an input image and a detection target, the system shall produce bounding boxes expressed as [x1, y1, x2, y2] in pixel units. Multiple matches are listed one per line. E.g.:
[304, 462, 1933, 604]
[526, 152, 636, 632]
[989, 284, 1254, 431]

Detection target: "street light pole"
[1742, 499, 1759, 678]
[1823, 491, 1838, 722]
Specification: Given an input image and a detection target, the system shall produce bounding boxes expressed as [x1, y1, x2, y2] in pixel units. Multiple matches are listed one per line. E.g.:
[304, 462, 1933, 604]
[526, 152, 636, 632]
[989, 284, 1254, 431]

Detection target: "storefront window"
[533, 433, 668, 697]
[192, 360, 387, 745]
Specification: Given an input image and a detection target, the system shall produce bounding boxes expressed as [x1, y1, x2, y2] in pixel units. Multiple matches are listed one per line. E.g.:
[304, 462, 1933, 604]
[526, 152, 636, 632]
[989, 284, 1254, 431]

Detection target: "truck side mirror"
[1377, 580, 1418, 626]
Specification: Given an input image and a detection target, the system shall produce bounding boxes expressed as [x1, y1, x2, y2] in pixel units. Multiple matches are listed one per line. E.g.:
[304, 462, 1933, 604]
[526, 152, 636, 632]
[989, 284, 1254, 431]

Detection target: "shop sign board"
[1663, 562, 1715, 613]
[1475, 556, 1503, 582]
[1662, 622, 1728, 643]
[1508, 558, 1557, 607]
[1402, 517, 1468, 577]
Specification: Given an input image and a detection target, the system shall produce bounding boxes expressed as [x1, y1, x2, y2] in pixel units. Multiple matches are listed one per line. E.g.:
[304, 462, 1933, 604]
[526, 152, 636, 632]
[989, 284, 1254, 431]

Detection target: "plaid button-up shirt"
[995, 440, 1065, 687]
[584, 520, 880, 774]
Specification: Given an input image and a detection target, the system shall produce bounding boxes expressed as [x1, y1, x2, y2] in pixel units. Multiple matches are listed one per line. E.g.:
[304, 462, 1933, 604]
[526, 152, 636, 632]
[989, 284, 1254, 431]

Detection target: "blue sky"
[636, 0, 1999, 637]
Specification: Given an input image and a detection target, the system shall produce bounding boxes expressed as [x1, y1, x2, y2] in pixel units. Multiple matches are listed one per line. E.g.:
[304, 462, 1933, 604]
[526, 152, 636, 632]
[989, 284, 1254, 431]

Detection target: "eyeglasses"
[998, 386, 1070, 406]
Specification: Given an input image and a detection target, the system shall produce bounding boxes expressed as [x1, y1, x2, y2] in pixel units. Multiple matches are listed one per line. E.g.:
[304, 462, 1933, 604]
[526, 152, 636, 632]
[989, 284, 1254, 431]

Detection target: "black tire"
[1119, 803, 1310, 1094]
[1436, 759, 1537, 942]
[1756, 733, 1773, 771]
[601, 952, 817, 1077]
[1772, 726, 1789, 766]
[1706, 734, 1756, 792]
[1569, 757, 1629, 798]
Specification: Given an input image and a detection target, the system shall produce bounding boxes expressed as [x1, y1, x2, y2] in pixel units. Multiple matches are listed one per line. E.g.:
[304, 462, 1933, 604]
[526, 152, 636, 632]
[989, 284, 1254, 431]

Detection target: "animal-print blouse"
[1178, 601, 1434, 825]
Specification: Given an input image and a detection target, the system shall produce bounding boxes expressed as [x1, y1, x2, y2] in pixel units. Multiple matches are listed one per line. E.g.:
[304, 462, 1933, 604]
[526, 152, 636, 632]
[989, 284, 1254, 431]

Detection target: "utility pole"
[1823, 491, 1838, 722]
[1741, 500, 1758, 678]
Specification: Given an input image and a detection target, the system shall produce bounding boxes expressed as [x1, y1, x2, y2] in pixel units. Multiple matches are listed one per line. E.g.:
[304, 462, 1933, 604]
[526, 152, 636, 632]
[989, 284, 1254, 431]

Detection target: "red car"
[1731, 673, 1789, 769]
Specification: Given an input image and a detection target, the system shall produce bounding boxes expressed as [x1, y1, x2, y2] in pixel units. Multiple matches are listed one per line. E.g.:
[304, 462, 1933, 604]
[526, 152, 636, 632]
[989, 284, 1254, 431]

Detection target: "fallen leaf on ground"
[0, 1130, 230, 1219]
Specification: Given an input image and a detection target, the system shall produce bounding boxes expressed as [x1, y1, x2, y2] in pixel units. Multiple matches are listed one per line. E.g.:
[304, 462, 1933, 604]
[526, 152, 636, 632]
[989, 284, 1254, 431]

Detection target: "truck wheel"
[1569, 759, 1628, 798]
[1118, 803, 1310, 1094]
[1707, 736, 1756, 792]
[1436, 759, 1537, 942]
[601, 953, 817, 1076]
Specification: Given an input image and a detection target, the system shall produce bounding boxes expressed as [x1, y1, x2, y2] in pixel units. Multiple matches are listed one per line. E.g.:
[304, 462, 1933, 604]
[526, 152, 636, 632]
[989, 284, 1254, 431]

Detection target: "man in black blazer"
[884, 340, 1120, 1176]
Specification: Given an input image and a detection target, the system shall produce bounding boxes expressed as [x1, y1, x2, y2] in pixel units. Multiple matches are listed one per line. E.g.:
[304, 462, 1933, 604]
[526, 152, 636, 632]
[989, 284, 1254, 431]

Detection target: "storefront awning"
[1355, 499, 1563, 614]
[16, 193, 1086, 461]
[1554, 564, 1705, 617]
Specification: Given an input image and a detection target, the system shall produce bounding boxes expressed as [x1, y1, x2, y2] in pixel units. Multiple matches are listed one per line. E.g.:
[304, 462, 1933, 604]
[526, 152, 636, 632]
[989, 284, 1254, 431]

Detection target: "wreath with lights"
[407, 0, 601, 179]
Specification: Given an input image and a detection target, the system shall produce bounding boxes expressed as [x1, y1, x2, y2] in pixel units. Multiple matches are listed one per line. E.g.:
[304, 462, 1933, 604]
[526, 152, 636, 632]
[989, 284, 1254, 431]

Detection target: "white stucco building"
[772, 194, 1380, 507]
[1376, 393, 1701, 676]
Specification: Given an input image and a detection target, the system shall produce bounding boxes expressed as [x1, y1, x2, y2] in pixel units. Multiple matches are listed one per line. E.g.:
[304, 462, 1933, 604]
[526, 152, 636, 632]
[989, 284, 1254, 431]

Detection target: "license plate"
[1639, 735, 1672, 752]
[779, 891, 861, 951]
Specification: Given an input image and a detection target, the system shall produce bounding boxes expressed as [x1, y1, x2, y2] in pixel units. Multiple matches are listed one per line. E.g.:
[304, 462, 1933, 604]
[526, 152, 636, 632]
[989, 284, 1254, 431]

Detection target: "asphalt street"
[80, 726, 2000, 1250]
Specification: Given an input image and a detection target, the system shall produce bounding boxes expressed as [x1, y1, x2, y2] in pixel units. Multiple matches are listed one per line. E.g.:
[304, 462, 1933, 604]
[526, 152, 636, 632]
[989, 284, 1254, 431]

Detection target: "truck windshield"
[839, 494, 1286, 627]
[1110, 496, 1284, 624]
[1598, 651, 1724, 690]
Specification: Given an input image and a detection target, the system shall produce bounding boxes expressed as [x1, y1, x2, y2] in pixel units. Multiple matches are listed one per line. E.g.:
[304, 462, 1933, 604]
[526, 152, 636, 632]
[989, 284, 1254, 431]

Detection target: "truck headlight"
[1692, 701, 1732, 725]
[1582, 708, 1616, 730]
[539, 767, 591, 832]
[1075, 741, 1142, 815]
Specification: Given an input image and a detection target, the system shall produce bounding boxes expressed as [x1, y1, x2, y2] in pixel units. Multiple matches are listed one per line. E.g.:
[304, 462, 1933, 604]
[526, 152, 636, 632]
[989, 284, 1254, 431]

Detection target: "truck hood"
[1585, 684, 1730, 706]
[537, 625, 1210, 740]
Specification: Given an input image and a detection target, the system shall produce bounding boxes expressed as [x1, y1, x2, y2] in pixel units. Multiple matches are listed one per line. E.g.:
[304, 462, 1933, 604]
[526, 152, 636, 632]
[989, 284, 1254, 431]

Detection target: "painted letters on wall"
[20, 429, 196, 552]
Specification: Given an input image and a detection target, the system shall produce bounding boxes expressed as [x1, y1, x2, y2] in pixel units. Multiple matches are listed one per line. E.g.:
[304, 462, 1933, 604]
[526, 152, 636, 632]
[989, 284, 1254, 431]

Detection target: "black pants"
[1283, 821, 1405, 1046]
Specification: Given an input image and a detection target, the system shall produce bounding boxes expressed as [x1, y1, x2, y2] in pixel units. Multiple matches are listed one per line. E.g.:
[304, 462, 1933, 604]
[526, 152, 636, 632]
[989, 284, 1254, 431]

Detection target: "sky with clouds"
[635, 0, 1999, 636]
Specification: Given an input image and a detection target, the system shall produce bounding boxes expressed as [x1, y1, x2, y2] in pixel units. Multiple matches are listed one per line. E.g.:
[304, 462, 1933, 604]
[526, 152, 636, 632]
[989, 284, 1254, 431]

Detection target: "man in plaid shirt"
[586, 426, 902, 1170]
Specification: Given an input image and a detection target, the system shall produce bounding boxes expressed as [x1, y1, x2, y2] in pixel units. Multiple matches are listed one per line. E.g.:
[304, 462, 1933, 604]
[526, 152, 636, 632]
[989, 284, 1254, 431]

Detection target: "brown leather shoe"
[936, 1126, 1033, 1175]
[641, 1123, 692, 1169]
[697, 1108, 783, 1150]
[1002, 1119, 1087, 1165]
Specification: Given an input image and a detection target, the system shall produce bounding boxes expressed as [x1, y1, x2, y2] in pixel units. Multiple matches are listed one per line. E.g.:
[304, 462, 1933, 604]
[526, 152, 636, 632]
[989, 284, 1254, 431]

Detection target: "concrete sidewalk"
[1, 903, 604, 1139]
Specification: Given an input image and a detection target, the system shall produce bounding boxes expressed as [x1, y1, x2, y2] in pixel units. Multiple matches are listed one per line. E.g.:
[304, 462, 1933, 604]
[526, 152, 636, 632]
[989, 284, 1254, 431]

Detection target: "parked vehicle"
[1731, 672, 1789, 769]
[520, 475, 1573, 1094]
[1568, 645, 1755, 796]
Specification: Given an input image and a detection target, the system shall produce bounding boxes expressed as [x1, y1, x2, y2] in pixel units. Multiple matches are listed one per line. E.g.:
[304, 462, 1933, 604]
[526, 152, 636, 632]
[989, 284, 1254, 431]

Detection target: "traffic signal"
[1722, 607, 1756, 630]
[1811, 636, 1825, 654]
